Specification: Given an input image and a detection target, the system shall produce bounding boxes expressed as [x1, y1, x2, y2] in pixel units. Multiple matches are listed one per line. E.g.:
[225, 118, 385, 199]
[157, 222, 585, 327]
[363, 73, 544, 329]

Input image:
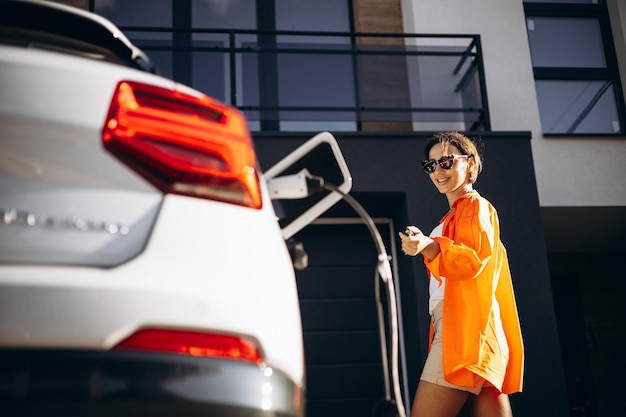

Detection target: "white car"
[0, 1, 353, 415]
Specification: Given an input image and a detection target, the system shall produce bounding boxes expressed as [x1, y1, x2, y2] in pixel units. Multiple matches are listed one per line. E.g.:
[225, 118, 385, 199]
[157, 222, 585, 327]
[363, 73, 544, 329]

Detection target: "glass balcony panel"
[231, 39, 485, 132]
[188, 33, 258, 106]
[191, 0, 256, 30]
[191, 48, 227, 102]
[277, 50, 355, 107]
[406, 48, 483, 121]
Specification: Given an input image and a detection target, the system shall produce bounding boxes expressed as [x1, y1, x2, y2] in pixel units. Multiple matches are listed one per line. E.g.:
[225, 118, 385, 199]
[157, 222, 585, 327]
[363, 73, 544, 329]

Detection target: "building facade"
[53, 1, 626, 416]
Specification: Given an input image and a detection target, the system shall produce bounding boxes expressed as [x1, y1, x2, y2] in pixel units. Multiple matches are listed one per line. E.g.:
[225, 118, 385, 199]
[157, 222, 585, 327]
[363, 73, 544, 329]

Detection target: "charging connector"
[266, 172, 325, 200]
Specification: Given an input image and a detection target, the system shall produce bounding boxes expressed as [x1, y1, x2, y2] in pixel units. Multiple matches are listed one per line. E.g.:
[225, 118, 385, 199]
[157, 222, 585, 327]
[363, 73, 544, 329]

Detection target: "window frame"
[524, 1, 626, 137]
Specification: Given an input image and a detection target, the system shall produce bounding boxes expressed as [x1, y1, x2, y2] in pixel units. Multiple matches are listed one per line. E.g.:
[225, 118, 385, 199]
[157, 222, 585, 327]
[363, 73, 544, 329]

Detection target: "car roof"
[0, 0, 157, 73]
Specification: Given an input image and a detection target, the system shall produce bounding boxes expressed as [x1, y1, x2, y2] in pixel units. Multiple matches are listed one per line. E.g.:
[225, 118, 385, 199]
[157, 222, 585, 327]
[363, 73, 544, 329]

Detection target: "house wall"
[403, 0, 626, 208]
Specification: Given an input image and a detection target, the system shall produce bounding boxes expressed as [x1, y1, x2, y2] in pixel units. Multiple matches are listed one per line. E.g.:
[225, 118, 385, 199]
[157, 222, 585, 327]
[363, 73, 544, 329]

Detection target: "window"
[524, 0, 625, 135]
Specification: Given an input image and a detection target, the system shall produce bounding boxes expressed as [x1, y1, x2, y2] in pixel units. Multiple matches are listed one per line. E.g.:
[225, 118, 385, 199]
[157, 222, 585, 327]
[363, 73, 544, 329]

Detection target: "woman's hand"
[398, 225, 439, 260]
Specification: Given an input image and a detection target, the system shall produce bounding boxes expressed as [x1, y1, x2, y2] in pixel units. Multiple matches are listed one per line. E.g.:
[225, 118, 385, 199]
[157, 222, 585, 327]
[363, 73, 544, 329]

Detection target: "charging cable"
[322, 182, 407, 417]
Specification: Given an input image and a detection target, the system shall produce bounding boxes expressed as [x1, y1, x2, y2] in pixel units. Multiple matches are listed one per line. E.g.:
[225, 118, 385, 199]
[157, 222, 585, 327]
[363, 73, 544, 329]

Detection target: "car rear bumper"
[0, 349, 303, 417]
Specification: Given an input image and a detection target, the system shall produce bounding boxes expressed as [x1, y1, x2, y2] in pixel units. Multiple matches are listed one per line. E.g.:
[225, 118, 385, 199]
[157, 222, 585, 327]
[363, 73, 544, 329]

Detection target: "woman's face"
[427, 143, 472, 198]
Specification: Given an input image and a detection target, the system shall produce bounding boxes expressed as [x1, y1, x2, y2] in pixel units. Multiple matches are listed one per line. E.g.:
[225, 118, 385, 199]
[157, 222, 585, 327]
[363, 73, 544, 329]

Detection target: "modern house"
[53, 1, 626, 416]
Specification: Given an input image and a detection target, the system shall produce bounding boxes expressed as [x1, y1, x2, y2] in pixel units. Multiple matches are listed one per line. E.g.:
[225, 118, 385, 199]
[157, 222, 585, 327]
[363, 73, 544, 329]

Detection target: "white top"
[428, 222, 445, 315]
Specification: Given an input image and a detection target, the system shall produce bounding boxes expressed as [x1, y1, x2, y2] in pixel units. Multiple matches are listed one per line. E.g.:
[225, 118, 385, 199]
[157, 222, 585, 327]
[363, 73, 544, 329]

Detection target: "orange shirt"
[424, 191, 524, 394]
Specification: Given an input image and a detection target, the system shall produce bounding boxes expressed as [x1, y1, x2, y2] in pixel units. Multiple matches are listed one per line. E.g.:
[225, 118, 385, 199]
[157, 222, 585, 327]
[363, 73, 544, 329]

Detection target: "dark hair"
[424, 131, 483, 183]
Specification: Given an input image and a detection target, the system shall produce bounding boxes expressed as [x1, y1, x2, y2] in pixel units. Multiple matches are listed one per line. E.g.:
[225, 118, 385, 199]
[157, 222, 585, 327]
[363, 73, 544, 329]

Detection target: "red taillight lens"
[114, 329, 263, 364]
[103, 81, 262, 209]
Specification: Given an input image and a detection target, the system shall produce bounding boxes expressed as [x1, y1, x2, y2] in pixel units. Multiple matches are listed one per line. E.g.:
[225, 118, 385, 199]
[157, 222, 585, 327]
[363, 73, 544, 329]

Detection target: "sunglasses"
[421, 154, 472, 174]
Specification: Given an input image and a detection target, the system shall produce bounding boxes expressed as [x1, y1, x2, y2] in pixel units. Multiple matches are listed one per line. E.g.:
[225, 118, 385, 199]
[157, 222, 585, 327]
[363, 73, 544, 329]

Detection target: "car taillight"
[103, 81, 262, 209]
[113, 329, 263, 364]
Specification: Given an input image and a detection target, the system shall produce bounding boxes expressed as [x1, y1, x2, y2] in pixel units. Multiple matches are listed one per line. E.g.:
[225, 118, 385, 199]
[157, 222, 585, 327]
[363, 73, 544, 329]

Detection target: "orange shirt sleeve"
[425, 196, 495, 281]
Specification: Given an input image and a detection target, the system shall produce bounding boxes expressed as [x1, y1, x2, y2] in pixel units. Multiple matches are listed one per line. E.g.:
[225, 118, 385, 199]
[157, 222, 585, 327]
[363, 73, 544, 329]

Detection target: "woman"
[399, 132, 524, 417]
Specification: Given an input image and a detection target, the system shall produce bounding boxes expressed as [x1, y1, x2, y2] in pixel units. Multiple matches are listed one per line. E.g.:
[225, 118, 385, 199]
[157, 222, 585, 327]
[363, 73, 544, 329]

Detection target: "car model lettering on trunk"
[1, 208, 129, 235]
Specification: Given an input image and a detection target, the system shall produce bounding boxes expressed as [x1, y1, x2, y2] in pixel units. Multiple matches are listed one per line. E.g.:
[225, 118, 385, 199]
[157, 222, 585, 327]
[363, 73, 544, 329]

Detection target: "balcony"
[122, 27, 490, 132]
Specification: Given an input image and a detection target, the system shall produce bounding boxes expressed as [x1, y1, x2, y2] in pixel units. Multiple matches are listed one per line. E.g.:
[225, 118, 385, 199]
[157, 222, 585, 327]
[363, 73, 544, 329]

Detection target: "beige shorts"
[420, 301, 485, 395]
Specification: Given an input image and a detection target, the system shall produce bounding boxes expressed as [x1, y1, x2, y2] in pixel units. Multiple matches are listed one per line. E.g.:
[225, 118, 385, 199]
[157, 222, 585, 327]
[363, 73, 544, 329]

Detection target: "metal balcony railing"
[121, 27, 490, 132]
